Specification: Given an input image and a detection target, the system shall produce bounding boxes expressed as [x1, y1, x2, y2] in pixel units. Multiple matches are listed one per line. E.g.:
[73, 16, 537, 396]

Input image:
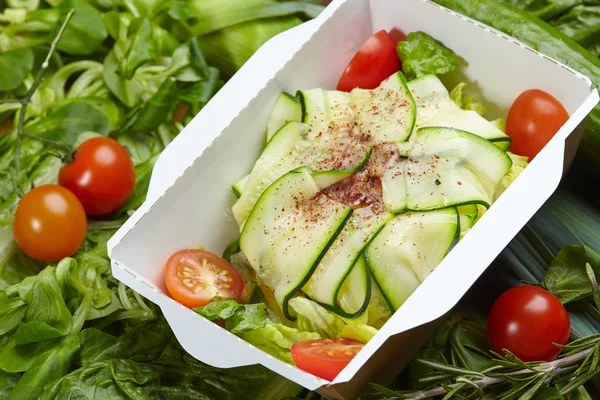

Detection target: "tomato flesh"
[164, 249, 245, 308]
[506, 89, 569, 160]
[13, 185, 87, 262]
[59, 137, 136, 216]
[337, 30, 400, 92]
[487, 285, 570, 362]
[291, 338, 364, 381]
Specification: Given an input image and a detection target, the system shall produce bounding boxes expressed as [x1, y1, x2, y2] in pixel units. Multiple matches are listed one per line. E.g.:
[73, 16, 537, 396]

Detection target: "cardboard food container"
[107, 0, 599, 398]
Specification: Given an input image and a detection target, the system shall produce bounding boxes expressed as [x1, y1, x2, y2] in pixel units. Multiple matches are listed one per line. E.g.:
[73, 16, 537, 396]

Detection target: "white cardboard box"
[107, 0, 599, 398]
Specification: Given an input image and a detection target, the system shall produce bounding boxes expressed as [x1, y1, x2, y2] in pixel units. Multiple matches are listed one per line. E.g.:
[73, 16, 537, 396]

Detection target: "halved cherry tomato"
[291, 338, 364, 381]
[487, 285, 570, 362]
[506, 89, 569, 160]
[164, 249, 245, 308]
[337, 30, 400, 92]
[59, 137, 135, 216]
[14, 184, 87, 262]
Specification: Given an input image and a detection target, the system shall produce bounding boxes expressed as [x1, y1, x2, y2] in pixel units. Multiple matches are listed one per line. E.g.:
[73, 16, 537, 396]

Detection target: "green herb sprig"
[367, 334, 600, 399]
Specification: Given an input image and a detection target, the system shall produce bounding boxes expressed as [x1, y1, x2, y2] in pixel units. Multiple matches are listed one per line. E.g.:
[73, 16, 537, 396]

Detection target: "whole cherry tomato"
[59, 137, 135, 216]
[337, 30, 400, 92]
[506, 89, 569, 160]
[14, 185, 87, 262]
[487, 285, 570, 362]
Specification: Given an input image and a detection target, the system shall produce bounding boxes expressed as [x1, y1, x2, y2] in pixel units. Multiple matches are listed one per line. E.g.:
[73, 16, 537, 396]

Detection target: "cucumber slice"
[407, 74, 511, 148]
[266, 92, 302, 142]
[365, 208, 459, 311]
[231, 174, 250, 198]
[232, 122, 309, 226]
[302, 210, 392, 318]
[381, 127, 513, 213]
[240, 168, 352, 320]
[350, 71, 416, 143]
[457, 204, 479, 239]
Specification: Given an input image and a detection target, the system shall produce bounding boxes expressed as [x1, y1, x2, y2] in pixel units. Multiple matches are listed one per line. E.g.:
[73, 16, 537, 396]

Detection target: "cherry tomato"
[13, 185, 87, 262]
[337, 30, 400, 92]
[164, 249, 245, 308]
[58, 137, 135, 216]
[291, 338, 364, 381]
[487, 285, 570, 362]
[506, 89, 569, 160]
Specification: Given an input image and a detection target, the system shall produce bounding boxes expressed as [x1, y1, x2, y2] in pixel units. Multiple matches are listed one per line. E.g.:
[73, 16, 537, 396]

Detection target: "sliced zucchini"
[266, 92, 302, 142]
[240, 167, 353, 320]
[297, 89, 353, 140]
[406, 74, 511, 148]
[381, 127, 513, 213]
[232, 122, 309, 226]
[302, 210, 392, 318]
[298, 72, 416, 146]
[350, 71, 416, 143]
[365, 208, 459, 311]
[231, 174, 250, 198]
[311, 148, 372, 190]
[336, 254, 371, 319]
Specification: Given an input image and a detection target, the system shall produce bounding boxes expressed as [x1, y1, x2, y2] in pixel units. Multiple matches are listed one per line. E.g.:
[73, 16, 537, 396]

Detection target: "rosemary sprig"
[367, 334, 600, 399]
[0, 9, 75, 197]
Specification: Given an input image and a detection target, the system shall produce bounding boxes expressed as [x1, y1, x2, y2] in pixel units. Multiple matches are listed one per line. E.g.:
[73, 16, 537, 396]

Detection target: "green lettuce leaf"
[495, 151, 529, 200]
[289, 297, 345, 338]
[397, 32, 459, 80]
[491, 118, 507, 133]
[240, 323, 320, 364]
[450, 82, 486, 116]
[367, 283, 392, 329]
[339, 324, 378, 343]
[194, 298, 267, 333]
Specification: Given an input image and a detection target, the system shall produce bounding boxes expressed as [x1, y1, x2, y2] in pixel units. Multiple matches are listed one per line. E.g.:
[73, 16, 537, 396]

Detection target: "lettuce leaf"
[194, 298, 267, 334]
[450, 82, 486, 116]
[240, 323, 320, 364]
[339, 324, 378, 343]
[495, 151, 529, 200]
[367, 284, 392, 329]
[289, 297, 345, 338]
[397, 32, 459, 80]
